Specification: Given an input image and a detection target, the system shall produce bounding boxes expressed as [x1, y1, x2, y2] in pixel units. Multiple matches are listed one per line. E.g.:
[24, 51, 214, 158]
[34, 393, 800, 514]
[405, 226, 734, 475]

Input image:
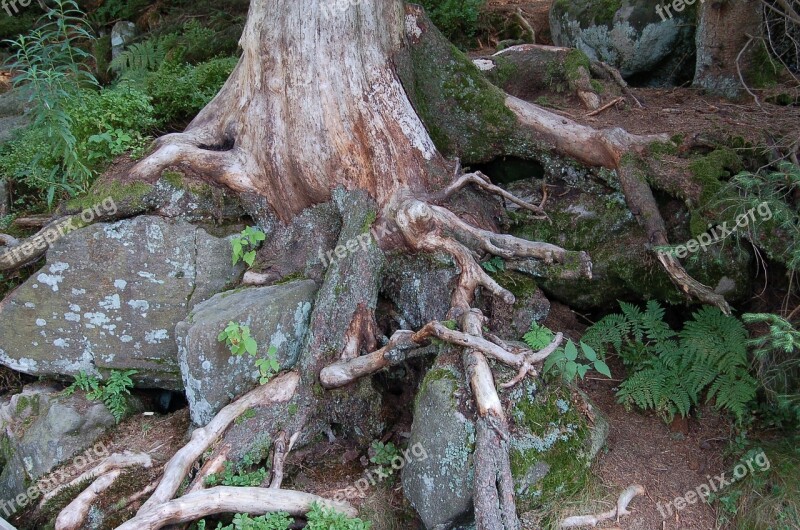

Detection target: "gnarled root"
[45, 452, 153, 507]
[560, 484, 645, 528]
[617, 164, 732, 314]
[138, 372, 300, 512]
[115, 488, 357, 530]
[56, 470, 125, 530]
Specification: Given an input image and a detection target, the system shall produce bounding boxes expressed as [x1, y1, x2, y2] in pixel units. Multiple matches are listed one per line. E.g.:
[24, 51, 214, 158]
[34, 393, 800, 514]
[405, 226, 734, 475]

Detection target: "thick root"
[115, 488, 357, 530]
[138, 372, 300, 513]
[560, 485, 645, 528]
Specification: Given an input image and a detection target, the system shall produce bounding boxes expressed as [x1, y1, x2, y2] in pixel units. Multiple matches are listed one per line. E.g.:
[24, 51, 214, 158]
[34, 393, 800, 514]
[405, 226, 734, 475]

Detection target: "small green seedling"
[255, 345, 280, 384]
[231, 226, 266, 266]
[218, 321, 257, 356]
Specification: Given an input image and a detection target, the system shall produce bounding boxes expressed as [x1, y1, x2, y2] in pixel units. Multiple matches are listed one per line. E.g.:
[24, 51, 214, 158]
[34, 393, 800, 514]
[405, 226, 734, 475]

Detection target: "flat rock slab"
[176, 280, 317, 425]
[0, 216, 242, 389]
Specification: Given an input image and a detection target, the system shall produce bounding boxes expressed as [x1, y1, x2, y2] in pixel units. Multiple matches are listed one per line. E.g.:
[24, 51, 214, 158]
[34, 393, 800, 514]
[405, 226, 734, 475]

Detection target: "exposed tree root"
[56, 470, 124, 530]
[115, 488, 357, 530]
[185, 444, 231, 495]
[617, 165, 732, 314]
[138, 372, 300, 513]
[506, 95, 669, 168]
[434, 170, 548, 218]
[43, 452, 153, 506]
[559, 484, 645, 528]
[269, 431, 299, 489]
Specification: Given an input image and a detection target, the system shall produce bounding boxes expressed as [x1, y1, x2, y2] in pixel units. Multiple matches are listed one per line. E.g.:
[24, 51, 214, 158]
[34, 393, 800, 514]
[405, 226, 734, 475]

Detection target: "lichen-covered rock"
[479, 272, 551, 339]
[382, 253, 458, 330]
[110, 21, 137, 59]
[402, 350, 475, 530]
[176, 281, 317, 425]
[403, 352, 607, 529]
[0, 382, 115, 504]
[505, 177, 752, 309]
[549, 0, 696, 85]
[0, 216, 243, 389]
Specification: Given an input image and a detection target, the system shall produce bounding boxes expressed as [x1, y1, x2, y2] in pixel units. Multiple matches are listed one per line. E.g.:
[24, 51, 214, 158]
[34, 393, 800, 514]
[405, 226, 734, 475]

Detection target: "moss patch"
[507, 383, 593, 517]
[66, 180, 154, 213]
[688, 148, 743, 204]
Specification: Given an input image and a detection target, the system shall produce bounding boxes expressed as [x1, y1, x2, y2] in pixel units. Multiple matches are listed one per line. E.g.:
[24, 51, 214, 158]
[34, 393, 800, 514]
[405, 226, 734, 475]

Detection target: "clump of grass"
[718, 437, 800, 529]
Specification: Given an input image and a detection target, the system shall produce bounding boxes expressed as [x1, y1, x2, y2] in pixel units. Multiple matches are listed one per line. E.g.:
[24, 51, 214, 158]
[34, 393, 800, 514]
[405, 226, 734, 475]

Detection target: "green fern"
[586, 301, 756, 423]
[110, 37, 173, 75]
[64, 369, 137, 423]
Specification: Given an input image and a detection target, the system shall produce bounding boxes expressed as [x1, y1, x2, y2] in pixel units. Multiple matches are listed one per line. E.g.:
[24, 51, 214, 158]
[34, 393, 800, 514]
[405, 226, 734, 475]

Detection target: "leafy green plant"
[369, 440, 399, 475]
[205, 461, 268, 487]
[306, 503, 371, 530]
[3, 0, 98, 205]
[218, 321, 258, 356]
[743, 313, 800, 428]
[64, 369, 137, 423]
[480, 256, 505, 273]
[198, 512, 294, 530]
[524, 323, 611, 382]
[231, 226, 266, 266]
[419, 0, 486, 43]
[218, 323, 280, 385]
[584, 301, 757, 423]
[196, 503, 370, 530]
[713, 162, 800, 270]
[141, 55, 238, 126]
[254, 345, 280, 385]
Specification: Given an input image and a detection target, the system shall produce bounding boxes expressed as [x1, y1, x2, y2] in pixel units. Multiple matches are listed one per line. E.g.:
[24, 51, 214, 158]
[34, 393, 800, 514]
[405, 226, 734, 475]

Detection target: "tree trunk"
[130, 0, 447, 222]
[49, 1, 700, 528]
[694, 0, 764, 98]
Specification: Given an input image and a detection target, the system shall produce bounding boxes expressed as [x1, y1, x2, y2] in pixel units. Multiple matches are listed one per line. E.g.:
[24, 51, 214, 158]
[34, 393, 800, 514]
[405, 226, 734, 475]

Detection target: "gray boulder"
[403, 354, 608, 529]
[110, 21, 138, 59]
[550, 0, 695, 85]
[0, 382, 115, 505]
[402, 351, 475, 530]
[0, 216, 243, 389]
[176, 280, 317, 425]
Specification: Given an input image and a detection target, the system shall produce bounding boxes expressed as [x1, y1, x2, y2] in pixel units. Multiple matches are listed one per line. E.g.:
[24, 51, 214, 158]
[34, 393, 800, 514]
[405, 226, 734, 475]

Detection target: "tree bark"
[694, 0, 765, 98]
[130, 0, 447, 222]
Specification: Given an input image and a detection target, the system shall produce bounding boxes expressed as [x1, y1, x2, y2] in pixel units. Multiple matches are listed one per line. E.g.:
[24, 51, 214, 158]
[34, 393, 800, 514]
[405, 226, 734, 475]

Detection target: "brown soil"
[541, 303, 735, 530]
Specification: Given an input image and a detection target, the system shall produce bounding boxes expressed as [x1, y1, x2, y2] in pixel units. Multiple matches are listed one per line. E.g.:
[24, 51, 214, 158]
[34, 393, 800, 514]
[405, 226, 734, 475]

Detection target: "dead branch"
[560, 485, 645, 528]
[115, 487, 357, 530]
[586, 97, 624, 117]
[433, 171, 548, 218]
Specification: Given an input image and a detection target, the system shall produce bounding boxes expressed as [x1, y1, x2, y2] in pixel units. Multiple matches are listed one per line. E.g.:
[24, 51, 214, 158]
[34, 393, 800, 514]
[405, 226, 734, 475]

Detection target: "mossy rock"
[505, 175, 752, 308]
[403, 350, 605, 528]
[550, 0, 696, 85]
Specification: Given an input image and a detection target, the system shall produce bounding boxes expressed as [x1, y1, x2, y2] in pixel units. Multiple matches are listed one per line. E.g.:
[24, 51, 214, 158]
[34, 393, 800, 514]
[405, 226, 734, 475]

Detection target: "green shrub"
[0, 85, 155, 202]
[584, 301, 757, 423]
[419, 0, 486, 44]
[524, 322, 611, 383]
[3, 0, 98, 204]
[144, 56, 237, 126]
[197, 512, 293, 530]
[743, 313, 800, 429]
